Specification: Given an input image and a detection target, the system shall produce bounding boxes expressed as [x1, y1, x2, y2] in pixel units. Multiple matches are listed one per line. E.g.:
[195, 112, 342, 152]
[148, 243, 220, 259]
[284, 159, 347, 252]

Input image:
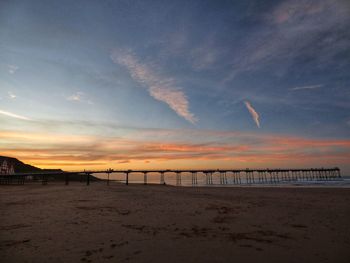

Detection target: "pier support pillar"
[143, 172, 148, 185]
[276, 171, 280, 183]
[234, 172, 241, 184]
[191, 172, 198, 186]
[231, 172, 237, 184]
[246, 170, 253, 184]
[176, 172, 182, 186]
[220, 172, 227, 185]
[86, 173, 90, 186]
[160, 172, 165, 185]
[263, 171, 267, 183]
[324, 170, 328, 181]
[305, 171, 310, 180]
[126, 172, 129, 185]
[270, 171, 275, 183]
[205, 172, 213, 185]
[106, 169, 113, 185]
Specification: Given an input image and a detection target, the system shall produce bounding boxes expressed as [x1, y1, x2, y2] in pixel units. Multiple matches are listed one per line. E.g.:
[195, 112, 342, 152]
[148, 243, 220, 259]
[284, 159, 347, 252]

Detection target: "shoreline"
[3, 178, 350, 189]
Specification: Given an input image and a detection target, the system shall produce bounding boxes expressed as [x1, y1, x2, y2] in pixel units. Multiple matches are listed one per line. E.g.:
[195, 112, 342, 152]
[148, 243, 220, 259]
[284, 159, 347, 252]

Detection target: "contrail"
[0, 109, 31, 121]
[291, 84, 323, 91]
[244, 101, 260, 128]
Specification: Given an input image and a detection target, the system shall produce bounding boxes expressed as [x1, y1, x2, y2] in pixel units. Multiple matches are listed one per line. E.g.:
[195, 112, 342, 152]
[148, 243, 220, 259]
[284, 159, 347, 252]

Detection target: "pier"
[0, 168, 342, 186]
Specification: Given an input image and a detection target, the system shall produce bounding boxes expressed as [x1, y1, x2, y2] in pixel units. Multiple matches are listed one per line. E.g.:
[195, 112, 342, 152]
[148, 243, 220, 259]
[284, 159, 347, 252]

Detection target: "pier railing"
[0, 168, 342, 186]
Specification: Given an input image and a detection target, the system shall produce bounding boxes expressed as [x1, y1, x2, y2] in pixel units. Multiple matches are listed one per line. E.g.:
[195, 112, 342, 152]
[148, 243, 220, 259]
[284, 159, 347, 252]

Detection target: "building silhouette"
[0, 159, 15, 175]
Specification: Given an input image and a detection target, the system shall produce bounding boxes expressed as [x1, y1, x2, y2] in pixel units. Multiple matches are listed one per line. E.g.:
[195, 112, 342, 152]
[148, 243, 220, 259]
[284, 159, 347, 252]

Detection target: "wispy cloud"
[8, 91, 16, 99]
[66, 92, 93, 104]
[67, 93, 82, 101]
[0, 109, 31, 121]
[8, 65, 19, 74]
[244, 101, 260, 128]
[272, 0, 324, 24]
[111, 49, 197, 124]
[118, 160, 130, 164]
[223, 0, 350, 82]
[190, 44, 221, 71]
[291, 84, 323, 91]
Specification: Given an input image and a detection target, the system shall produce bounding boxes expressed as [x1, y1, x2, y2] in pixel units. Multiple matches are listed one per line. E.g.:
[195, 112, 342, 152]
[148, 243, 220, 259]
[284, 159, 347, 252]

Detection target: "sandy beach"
[1, 182, 350, 263]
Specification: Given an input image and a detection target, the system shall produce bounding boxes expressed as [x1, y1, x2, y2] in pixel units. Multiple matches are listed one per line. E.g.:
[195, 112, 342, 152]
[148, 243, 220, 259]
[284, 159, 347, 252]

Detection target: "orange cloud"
[1, 129, 349, 172]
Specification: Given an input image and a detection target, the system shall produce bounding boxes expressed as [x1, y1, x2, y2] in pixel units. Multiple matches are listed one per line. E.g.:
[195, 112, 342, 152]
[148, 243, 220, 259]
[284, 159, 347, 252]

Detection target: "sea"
[94, 172, 350, 188]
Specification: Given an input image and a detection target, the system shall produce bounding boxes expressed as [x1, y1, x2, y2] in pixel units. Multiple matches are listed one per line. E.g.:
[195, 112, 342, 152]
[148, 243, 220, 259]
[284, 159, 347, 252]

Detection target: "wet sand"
[1, 182, 350, 263]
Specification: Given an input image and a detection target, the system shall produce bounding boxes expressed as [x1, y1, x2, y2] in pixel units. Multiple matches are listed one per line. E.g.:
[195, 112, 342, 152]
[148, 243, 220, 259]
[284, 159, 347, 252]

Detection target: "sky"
[0, 0, 350, 173]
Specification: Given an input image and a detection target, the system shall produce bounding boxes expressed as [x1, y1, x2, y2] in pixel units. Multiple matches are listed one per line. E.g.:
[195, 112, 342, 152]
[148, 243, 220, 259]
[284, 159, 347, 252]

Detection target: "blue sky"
[0, 0, 349, 171]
